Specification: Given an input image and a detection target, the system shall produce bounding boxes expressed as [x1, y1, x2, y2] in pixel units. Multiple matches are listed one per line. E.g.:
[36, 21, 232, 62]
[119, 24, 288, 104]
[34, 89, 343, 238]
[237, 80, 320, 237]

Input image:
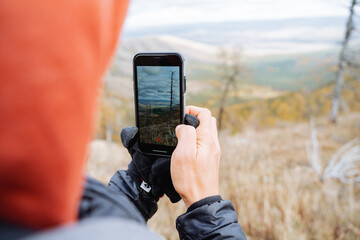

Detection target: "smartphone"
[133, 52, 186, 156]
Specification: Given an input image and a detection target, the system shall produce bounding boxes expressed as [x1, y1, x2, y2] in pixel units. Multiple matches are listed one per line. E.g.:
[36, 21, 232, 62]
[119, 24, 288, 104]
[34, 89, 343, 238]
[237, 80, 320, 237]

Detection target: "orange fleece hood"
[0, 0, 129, 229]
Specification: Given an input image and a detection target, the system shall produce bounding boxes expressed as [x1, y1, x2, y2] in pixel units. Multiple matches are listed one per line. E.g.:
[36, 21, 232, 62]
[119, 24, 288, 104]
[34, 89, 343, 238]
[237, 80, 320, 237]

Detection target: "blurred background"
[86, 0, 360, 239]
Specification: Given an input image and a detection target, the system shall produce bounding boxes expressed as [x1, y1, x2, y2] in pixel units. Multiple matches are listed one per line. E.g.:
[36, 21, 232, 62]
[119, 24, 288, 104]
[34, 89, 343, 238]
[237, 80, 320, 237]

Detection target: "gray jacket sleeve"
[176, 199, 247, 240]
[79, 171, 158, 223]
[81, 172, 246, 240]
[108, 170, 158, 221]
[23, 217, 162, 240]
[78, 175, 146, 224]
[17, 175, 162, 240]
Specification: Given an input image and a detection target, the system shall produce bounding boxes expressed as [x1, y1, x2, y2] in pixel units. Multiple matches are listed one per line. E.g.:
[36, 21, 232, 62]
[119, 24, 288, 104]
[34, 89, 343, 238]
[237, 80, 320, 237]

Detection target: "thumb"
[120, 127, 138, 148]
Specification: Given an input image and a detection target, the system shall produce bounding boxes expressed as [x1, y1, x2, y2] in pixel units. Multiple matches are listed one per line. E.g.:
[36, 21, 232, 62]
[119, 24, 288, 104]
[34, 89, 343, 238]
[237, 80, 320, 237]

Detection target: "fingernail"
[175, 125, 183, 132]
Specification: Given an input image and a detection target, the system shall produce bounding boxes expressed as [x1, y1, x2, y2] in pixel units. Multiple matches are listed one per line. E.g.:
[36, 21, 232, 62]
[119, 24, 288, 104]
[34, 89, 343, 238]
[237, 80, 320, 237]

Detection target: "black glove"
[122, 114, 200, 203]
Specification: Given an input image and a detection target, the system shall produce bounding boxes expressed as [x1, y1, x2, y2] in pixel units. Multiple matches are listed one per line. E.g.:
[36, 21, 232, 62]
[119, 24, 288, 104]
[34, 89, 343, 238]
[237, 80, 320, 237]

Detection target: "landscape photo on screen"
[137, 66, 180, 146]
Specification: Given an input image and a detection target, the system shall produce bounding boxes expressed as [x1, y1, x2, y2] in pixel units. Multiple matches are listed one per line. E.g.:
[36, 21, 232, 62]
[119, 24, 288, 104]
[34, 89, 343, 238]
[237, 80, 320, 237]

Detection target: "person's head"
[0, 0, 129, 229]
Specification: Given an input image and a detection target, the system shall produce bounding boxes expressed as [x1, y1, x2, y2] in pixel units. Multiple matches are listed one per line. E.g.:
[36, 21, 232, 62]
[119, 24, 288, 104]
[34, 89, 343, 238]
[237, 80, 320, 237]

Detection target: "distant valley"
[122, 16, 358, 55]
[106, 16, 359, 104]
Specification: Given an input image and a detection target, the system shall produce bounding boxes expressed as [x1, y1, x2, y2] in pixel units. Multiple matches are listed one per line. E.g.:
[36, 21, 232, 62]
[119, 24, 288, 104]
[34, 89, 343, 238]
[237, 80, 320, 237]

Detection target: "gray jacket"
[2, 171, 246, 240]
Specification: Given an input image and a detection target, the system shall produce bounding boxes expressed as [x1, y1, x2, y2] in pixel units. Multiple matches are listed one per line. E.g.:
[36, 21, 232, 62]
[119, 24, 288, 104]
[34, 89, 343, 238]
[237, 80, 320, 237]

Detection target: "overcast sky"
[123, 0, 350, 30]
[137, 66, 180, 104]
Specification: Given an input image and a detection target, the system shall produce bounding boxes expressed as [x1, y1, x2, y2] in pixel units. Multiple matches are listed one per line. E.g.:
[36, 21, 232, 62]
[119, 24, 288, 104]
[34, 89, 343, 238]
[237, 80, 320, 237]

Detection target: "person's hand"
[171, 106, 221, 208]
[121, 113, 200, 203]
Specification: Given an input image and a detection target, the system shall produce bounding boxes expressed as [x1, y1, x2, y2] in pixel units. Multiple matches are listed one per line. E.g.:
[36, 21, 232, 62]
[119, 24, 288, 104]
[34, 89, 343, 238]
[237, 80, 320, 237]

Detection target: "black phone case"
[133, 52, 186, 157]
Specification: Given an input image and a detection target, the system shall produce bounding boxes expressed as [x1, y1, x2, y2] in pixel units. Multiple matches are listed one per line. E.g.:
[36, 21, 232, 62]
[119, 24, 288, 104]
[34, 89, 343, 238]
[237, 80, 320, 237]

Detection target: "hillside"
[123, 17, 352, 54]
[108, 35, 359, 92]
[100, 36, 359, 139]
[87, 112, 360, 239]
[203, 78, 360, 131]
[92, 14, 360, 240]
[111, 35, 218, 78]
[247, 50, 339, 90]
[99, 69, 360, 142]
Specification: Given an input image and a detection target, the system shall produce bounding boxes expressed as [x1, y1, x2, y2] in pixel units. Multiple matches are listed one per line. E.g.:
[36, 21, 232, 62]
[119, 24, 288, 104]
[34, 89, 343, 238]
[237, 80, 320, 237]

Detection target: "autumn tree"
[169, 71, 175, 122]
[330, 0, 358, 123]
[217, 47, 247, 131]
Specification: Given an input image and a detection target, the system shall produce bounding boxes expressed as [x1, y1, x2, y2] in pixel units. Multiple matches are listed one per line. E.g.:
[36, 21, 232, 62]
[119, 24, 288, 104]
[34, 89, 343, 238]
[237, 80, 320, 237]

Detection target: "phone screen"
[137, 66, 181, 147]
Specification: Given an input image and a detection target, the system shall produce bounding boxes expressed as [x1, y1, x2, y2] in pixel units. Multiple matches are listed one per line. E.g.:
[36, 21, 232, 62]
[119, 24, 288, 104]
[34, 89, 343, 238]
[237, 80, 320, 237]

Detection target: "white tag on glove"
[140, 181, 152, 193]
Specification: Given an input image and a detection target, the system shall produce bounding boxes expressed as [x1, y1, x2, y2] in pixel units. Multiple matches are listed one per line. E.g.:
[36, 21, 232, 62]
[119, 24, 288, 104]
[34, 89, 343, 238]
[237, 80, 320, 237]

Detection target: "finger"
[165, 187, 181, 203]
[212, 117, 218, 137]
[151, 158, 170, 177]
[184, 114, 200, 128]
[151, 185, 163, 198]
[120, 126, 138, 148]
[173, 125, 196, 159]
[212, 117, 220, 151]
[186, 106, 212, 134]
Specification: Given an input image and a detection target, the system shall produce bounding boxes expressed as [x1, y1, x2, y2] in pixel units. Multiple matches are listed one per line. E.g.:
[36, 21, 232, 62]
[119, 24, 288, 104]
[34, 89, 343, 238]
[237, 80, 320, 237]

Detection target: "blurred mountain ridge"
[122, 16, 360, 54]
[109, 33, 359, 92]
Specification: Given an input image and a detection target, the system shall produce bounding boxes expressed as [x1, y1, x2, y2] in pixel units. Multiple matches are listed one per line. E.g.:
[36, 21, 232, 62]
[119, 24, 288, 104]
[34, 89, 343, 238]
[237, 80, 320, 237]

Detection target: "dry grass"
[87, 112, 360, 240]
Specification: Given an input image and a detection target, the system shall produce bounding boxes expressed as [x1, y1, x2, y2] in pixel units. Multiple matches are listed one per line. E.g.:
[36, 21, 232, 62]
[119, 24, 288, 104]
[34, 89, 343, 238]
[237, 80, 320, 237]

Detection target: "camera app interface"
[137, 66, 180, 146]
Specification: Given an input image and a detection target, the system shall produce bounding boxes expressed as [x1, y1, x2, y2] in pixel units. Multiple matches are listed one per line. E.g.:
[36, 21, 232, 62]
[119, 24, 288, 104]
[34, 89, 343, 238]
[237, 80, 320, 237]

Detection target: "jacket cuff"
[176, 199, 247, 240]
[186, 195, 222, 213]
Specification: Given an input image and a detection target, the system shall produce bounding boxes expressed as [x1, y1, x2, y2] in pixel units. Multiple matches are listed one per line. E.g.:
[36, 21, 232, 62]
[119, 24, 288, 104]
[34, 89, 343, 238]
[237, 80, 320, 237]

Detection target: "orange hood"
[0, 0, 129, 229]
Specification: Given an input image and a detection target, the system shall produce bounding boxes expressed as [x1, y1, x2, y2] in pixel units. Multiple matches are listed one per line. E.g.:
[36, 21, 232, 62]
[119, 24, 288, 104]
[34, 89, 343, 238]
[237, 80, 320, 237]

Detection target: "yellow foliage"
[217, 78, 360, 131]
